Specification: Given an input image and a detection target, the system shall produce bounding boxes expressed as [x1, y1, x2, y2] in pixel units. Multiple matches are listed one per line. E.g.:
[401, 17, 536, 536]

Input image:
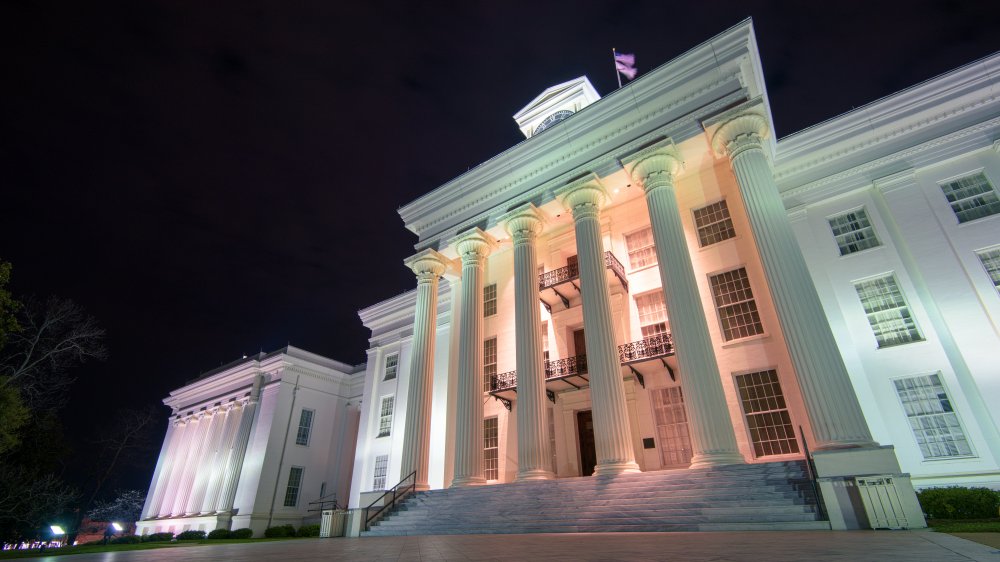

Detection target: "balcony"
[537, 252, 629, 312]
[486, 333, 677, 409]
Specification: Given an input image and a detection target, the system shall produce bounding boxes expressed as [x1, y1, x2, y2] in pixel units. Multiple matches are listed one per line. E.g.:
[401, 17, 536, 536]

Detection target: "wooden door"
[577, 410, 597, 476]
[573, 328, 587, 357]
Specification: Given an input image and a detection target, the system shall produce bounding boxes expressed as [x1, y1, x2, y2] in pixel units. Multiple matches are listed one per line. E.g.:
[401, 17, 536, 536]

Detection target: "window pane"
[383, 353, 398, 381]
[893, 374, 973, 459]
[977, 248, 1000, 294]
[295, 409, 314, 446]
[828, 208, 881, 255]
[854, 274, 922, 347]
[693, 200, 736, 247]
[484, 284, 497, 317]
[625, 227, 657, 269]
[734, 370, 799, 457]
[377, 396, 394, 437]
[940, 173, 1000, 223]
[650, 386, 693, 467]
[484, 417, 499, 480]
[483, 337, 497, 392]
[635, 290, 668, 337]
[283, 467, 304, 507]
[710, 268, 764, 341]
[372, 455, 389, 490]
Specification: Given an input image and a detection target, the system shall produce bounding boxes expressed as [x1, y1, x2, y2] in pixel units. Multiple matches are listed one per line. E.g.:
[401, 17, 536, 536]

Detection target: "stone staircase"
[362, 461, 830, 536]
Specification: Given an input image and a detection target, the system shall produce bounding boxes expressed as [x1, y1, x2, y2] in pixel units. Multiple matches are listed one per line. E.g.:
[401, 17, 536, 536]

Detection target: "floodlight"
[50, 525, 65, 535]
[112, 522, 124, 532]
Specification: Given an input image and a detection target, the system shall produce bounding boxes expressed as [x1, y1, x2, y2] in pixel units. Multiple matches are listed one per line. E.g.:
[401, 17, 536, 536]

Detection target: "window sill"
[720, 332, 770, 348]
[697, 234, 741, 252]
[376, 433, 390, 439]
[875, 338, 925, 350]
[837, 245, 884, 259]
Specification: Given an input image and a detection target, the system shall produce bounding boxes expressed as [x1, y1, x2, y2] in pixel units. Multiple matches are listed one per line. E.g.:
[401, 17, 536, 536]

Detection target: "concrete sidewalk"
[22, 531, 1000, 561]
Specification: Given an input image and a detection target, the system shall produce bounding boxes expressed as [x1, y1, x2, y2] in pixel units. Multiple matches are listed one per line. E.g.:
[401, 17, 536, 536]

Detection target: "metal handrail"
[306, 492, 341, 512]
[544, 354, 588, 379]
[490, 370, 517, 392]
[798, 426, 827, 521]
[364, 470, 417, 531]
[618, 333, 675, 363]
[537, 252, 628, 291]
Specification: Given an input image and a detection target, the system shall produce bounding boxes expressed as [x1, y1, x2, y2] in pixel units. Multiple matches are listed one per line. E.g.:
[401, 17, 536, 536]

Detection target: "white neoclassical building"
[135, 347, 364, 536]
[348, 20, 1000, 530]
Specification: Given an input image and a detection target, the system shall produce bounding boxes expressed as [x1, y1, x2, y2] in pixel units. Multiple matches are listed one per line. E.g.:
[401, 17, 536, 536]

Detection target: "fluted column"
[158, 418, 192, 517]
[142, 420, 181, 519]
[200, 404, 238, 513]
[216, 375, 262, 512]
[171, 412, 209, 515]
[709, 101, 876, 450]
[556, 178, 640, 475]
[503, 204, 555, 481]
[399, 249, 449, 491]
[624, 143, 745, 468]
[451, 228, 496, 487]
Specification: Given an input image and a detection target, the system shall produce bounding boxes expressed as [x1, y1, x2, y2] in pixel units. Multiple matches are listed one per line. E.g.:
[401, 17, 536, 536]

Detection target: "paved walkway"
[22, 531, 1000, 561]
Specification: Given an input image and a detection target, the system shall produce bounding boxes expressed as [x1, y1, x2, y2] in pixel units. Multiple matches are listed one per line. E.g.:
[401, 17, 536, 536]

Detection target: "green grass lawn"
[929, 518, 1000, 533]
[0, 537, 307, 559]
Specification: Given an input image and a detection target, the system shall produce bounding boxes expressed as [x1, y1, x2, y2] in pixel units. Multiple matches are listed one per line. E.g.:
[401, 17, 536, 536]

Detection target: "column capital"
[451, 227, 497, 265]
[502, 203, 545, 241]
[555, 174, 608, 217]
[404, 248, 449, 282]
[706, 98, 771, 159]
[621, 140, 683, 191]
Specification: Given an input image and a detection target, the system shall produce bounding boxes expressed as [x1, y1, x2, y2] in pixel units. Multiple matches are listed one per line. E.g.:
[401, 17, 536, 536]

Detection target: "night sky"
[2, 1, 998, 491]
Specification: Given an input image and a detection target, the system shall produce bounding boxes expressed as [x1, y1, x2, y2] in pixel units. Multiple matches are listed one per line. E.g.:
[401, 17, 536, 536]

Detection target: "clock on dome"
[533, 110, 574, 135]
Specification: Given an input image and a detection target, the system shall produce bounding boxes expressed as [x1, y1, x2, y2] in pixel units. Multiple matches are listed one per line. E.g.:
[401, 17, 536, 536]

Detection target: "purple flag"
[615, 52, 636, 80]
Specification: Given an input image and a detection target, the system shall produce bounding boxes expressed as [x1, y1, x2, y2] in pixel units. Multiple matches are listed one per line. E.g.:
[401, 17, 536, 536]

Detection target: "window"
[372, 455, 389, 490]
[977, 247, 1000, 294]
[709, 268, 764, 341]
[650, 387, 693, 467]
[828, 208, 880, 255]
[625, 227, 657, 270]
[283, 467, 304, 507]
[295, 409, 314, 446]
[377, 396, 394, 437]
[734, 370, 800, 457]
[894, 374, 973, 459]
[483, 337, 497, 392]
[940, 172, 1000, 223]
[484, 417, 499, 480]
[693, 200, 736, 247]
[541, 322, 549, 361]
[635, 290, 668, 338]
[383, 353, 398, 381]
[484, 284, 497, 317]
[854, 274, 922, 348]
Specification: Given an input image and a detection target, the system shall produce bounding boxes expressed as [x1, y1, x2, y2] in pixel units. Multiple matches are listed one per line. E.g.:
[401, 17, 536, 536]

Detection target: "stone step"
[362, 520, 831, 536]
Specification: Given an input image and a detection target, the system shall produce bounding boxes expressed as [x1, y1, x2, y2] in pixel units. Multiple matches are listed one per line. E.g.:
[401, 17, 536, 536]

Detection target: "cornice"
[873, 169, 917, 195]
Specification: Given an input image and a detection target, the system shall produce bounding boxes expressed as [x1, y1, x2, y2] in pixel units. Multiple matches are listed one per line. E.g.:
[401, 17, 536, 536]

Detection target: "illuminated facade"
[136, 347, 364, 536]
[349, 21, 1000, 530]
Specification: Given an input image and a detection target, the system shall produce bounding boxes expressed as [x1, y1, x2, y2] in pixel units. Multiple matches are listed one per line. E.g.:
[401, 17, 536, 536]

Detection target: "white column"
[503, 204, 555, 481]
[399, 249, 449, 491]
[200, 405, 238, 513]
[172, 411, 211, 515]
[157, 418, 192, 517]
[624, 143, 745, 468]
[709, 102, 876, 450]
[556, 178, 640, 475]
[451, 228, 496, 487]
[216, 379, 261, 512]
[142, 419, 181, 519]
[187, 406, 227, 514]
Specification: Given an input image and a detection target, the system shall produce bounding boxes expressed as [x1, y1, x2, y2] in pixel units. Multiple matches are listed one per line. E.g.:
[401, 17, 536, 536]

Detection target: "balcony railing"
[489, 370, 517, 392]
[537, 251, 629, 292]
[618, 333, 675, 364]
[544, 354, 588, 379]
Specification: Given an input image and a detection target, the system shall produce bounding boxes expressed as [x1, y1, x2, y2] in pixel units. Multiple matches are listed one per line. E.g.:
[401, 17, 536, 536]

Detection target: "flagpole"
[612, 47, 622, 88]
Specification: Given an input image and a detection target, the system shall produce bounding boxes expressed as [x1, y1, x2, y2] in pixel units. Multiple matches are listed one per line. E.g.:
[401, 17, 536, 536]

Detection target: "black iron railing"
[364, 470, 416, 531]
[545, 354, 588, 379]
[490, 370, 517, 392]
[306, 492, 341, 512]
[798, 426, 827, 521]
[537, 251, 628, 292]
[618, 333, 675, 363]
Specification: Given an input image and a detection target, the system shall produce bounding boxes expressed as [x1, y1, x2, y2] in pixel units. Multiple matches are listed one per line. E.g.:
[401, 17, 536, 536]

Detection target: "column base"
[515, 469, 555, 482]
[450, 476, 487, 488]
[689, 451, 746, 469]
[593, 460, 641, 476]
[414, 483, 430, 492]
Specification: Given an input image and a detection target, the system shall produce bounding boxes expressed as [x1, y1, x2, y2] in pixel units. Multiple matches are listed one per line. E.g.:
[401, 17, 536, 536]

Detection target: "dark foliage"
[263, 524, 295, 538]
[295, 524, 320, 537]
[206, 528, 232, 539]
[918, 487, 1000, 519]
[142, 531, 174, 542]
[230, 528, 253, 539]
[176, 530, 206, 541]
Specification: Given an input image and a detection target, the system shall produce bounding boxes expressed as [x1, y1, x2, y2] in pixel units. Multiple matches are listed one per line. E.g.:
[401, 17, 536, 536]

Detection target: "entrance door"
[577, 410, 597, 476]
[573, 328, 587, 357]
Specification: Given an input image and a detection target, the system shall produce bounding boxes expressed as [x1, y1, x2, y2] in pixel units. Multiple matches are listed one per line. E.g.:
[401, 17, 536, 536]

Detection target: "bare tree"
[87, 489, 145, 524]
[87, 406, 158, 508]
[0, 296, 106, 410]
[0, 464, 77, 544]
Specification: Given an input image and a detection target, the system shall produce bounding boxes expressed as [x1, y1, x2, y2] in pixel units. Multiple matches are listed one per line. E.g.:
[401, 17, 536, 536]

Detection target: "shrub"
[296, 524, 320, 537]
[263, 524, 295, 538]
[230, 528, 254, 539]
[142, 532, 174, 542]
[110, 535, 141, 544]
[207, 528, 232, 539]
[918, 486, 1000, 519]
[175, 530, 206, 541]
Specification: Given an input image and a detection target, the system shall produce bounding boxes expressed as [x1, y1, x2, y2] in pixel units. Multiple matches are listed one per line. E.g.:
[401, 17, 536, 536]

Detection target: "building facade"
[136, 347, 364, 536]
[348, 21, 1000, 528]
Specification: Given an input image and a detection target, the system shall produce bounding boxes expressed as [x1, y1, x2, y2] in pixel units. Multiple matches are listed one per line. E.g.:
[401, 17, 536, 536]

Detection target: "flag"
[614, 52, 637, 80]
